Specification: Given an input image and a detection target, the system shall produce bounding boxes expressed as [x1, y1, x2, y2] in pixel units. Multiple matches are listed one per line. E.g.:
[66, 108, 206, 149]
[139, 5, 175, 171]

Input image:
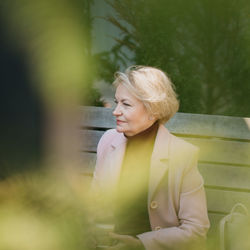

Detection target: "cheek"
[123, 110, 134, 121]
[124, 106, 149, 124]
[132, 112, 149, 126]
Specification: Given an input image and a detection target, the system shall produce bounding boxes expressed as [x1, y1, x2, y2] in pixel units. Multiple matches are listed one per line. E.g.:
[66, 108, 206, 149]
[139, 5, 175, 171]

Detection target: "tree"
[105, 0, 250, 116]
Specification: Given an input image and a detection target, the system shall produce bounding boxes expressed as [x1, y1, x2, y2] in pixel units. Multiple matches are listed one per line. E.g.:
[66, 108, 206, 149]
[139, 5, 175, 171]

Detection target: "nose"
[113, 103, 122, 116]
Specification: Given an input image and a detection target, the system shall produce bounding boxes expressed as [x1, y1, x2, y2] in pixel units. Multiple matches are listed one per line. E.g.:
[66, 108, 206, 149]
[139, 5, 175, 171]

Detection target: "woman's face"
[113, 84, 156, 136]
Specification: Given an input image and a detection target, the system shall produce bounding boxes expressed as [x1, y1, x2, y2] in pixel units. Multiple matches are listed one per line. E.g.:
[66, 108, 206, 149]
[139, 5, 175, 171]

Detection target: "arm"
[87, 130, 117, 248]
[91, 129, 117, 221]
[92, 129, 115, 188]
[137, 149, 210, 250]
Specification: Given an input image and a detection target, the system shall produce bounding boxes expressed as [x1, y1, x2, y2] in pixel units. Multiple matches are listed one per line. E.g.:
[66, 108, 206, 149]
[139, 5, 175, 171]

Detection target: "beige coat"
[93, 124, 210, 250]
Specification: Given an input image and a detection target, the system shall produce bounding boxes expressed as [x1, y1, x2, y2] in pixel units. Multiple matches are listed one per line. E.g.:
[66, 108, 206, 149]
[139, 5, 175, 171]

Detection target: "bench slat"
[182, 137, 250, 166]
[199, 163, 250, 190]
[80, 106, 250, 140]
[79, 130, 104, 152]
[206, 188, 250, 213]
[167, 113, 250, 141]
[80, 130, 250, 165]
[80, 106, 116, 129]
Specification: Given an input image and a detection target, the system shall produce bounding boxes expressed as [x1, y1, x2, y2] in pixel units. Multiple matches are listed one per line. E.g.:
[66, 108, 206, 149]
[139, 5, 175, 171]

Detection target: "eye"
[123, 102, 131, 107]
[114, 99, 118, 104]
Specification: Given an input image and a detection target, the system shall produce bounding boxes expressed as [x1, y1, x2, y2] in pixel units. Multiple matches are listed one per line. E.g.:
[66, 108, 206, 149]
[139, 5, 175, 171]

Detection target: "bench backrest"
[79, 106, 250, 250]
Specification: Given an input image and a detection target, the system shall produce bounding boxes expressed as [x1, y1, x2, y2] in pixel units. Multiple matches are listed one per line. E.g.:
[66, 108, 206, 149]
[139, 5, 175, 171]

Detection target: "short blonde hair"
[113, 65, 179, 124]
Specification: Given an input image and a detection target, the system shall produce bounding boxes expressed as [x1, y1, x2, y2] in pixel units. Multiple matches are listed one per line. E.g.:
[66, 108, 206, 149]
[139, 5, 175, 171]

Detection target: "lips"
[116, 120, 126, 125]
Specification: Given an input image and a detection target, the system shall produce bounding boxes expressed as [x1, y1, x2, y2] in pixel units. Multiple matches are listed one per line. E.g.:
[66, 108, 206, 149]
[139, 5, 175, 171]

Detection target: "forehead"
[115, 84, 139, 102]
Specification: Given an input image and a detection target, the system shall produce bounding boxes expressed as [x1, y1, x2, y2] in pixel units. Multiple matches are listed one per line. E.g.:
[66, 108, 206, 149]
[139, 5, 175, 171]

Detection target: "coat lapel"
[106, 133, 127, 190]
[148, 125, 171, 202]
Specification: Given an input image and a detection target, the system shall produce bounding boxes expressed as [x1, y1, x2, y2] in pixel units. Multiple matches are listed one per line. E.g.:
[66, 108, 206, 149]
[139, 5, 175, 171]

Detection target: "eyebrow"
[114, 97, 131, 102]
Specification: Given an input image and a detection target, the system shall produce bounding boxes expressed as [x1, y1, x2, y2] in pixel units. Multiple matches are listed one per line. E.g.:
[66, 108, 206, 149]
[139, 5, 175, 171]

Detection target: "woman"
[92, 66, 210, 250]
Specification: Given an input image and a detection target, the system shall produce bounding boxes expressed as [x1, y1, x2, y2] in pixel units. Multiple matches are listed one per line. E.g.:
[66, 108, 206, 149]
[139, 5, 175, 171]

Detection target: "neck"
[124, 121, 159, 139]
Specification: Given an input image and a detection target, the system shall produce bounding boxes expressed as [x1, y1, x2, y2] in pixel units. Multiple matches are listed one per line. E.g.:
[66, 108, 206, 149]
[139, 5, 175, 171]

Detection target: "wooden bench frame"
[80, 106, 250, 250]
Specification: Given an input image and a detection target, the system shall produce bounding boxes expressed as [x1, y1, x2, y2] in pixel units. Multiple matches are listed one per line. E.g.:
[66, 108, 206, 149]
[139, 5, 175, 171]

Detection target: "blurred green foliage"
[104, 0, 250, 116]
[0, 172, 92, 250]
[1, 0, 103, 106]
[0, 0, 105, 179]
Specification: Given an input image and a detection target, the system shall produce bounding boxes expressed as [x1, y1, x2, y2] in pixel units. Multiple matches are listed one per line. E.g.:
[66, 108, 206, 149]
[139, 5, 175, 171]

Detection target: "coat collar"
[151, 124, 171, 161]
[148, 124, 171, 201]
[110, 131, 127, 149]
[105, 132, 127, 191]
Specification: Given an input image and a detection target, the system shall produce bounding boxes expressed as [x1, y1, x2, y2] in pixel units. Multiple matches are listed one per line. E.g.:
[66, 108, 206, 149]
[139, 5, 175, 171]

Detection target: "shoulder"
[155, 124, 199, 158]
[97, 128, 123, 153]
[169, 133, 199, 155]
[99, 128, 118, 142]
[168, 133, 200, 174]
[97, 129, 116, 148]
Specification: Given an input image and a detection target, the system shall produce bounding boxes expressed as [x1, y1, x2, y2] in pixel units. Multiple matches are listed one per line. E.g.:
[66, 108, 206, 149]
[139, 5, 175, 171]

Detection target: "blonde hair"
[113, 65, 179, 123]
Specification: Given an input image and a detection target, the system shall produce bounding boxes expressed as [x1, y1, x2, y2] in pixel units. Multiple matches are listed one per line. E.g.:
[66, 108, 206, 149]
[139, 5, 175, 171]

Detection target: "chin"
[116, 126, 123, 133]
[116, 125, 127, 134]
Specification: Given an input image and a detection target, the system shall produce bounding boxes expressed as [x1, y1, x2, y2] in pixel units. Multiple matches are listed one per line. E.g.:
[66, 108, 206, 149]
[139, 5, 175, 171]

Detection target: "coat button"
[150, 201, 158, 209]
[154, 226, 161, 231]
